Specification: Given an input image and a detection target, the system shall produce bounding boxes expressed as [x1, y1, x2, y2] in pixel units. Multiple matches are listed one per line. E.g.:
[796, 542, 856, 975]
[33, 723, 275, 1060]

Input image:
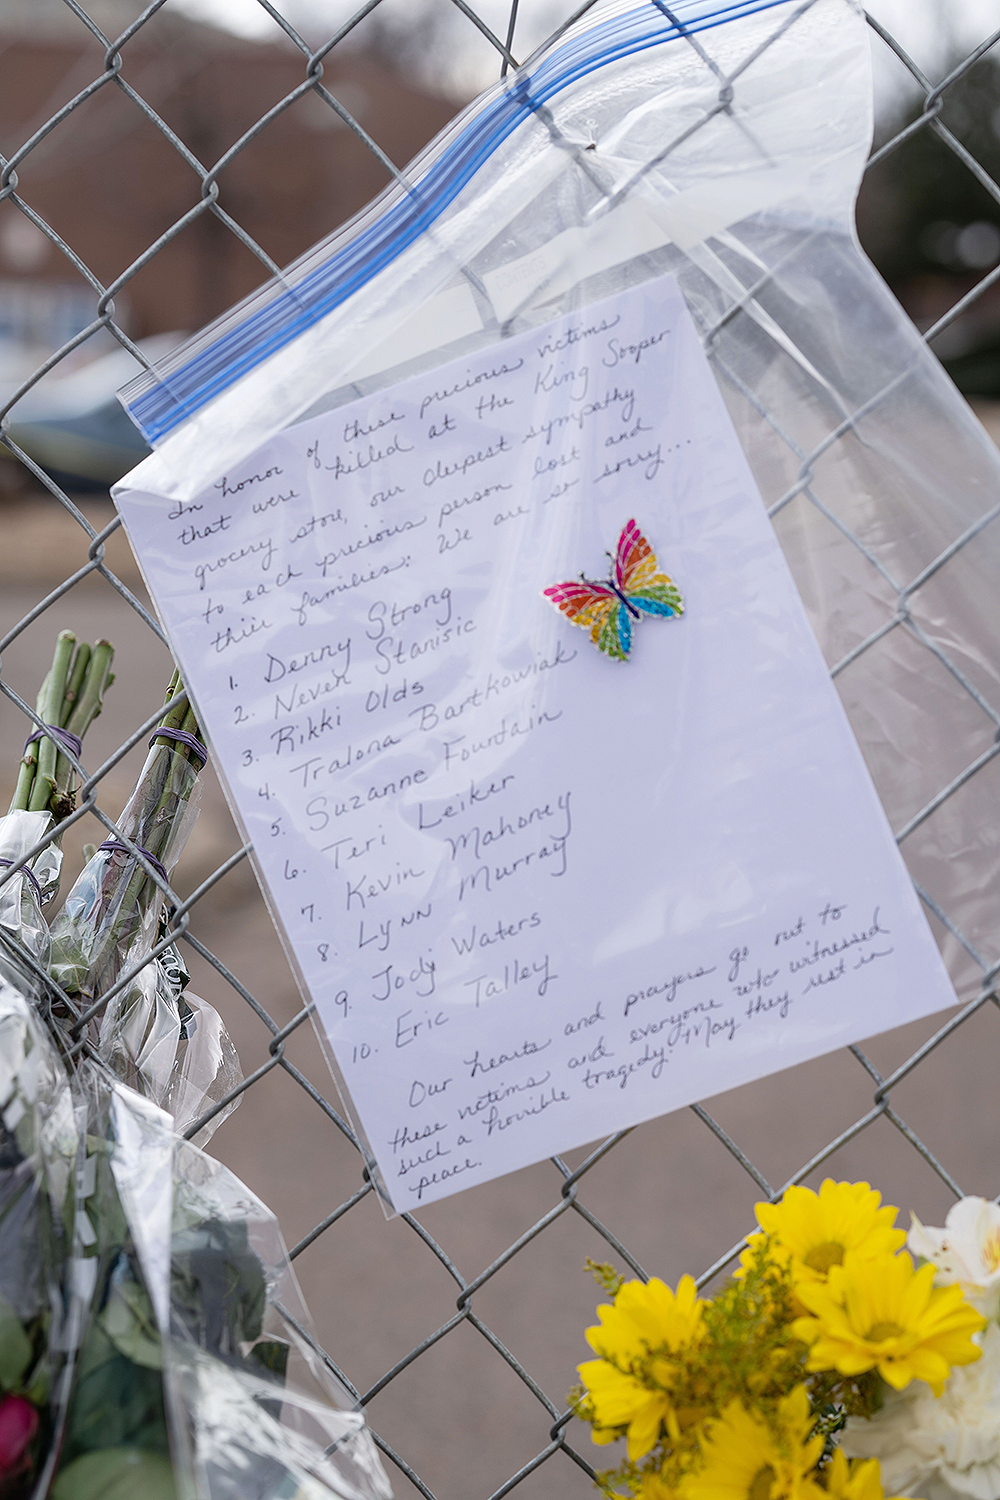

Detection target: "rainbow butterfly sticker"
[542, 519, 683, 661]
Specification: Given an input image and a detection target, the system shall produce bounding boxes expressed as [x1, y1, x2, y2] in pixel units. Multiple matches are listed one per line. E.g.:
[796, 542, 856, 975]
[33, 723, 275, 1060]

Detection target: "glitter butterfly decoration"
[542, 519, 683, 660]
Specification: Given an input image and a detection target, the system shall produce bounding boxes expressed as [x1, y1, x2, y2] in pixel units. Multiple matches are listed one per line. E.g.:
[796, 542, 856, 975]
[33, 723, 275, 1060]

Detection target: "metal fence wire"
[1, 2, 1000, 1497]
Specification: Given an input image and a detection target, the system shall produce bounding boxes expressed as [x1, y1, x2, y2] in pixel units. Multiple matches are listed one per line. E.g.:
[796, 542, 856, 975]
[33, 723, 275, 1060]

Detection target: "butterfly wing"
[543, 580, 631, 660]
[614, 518, 684, 619]
[598, 600, 632, 660]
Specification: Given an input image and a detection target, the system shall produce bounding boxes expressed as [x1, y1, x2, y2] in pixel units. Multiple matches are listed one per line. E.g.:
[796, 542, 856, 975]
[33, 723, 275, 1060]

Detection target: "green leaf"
[0, 1293, 33, 1389]
[170, 1218, 267, 1355]
[65, 1322, 168, 1457]
[47, 948, 91, 995]
[249, 1337, 289, 1385]
[24, 1365, 50, 1405]
[52, 1448, 177, 1500]
[23, 1346, 52, 1405]
[250, 1337, 291, 1422]
[99, 1281, 163, 1371]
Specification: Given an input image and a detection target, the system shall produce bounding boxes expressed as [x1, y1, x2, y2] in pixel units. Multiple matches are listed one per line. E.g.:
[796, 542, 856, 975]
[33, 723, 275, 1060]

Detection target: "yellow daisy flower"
[585, 1275, 706, 1362]
[679, 1384, 825, 1500]
[578, 1275, 705, 1460]
[821, 1449, 905, 1500]
[744, 1182, 906, 1286]
[792, 1251, 985, 1395]
[577, 1357, 670, 1455]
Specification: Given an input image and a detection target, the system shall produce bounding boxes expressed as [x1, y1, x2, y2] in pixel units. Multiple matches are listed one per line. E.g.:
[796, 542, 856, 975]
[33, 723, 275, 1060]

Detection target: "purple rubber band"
[148, 728, 207, 769]
[97, 840, 169, 885]
[0, 859, 43, 902]
[24, 725, 82, 759]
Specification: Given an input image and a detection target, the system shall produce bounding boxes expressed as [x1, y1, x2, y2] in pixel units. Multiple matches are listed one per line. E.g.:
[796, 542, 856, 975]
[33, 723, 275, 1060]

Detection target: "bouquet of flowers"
[842, 1198, 1000, 1500]
[46, 670, 242, 1141]
[39, 1065, 390, 1500]
[48, 668, 205, 1021]
[0, 644, 391, 1500]
[573, 1179, 998, 1500]
[0, 981, 77, 1500]
[1, 630, 114, 1002]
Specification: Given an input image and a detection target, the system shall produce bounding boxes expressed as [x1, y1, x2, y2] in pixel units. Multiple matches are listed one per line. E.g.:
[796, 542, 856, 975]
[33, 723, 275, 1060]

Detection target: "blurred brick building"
[0, 0, 459, 343]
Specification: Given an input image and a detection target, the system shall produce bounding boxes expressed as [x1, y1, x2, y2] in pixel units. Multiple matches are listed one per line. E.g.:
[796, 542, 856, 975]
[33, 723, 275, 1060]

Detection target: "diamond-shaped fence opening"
[1, 3, 999, 1497]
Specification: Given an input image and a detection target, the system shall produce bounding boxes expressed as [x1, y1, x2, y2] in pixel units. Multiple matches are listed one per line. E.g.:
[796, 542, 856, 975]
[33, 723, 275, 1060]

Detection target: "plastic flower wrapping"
[0, 639, 392, 1500]
[573, 1178, 1000, 1500]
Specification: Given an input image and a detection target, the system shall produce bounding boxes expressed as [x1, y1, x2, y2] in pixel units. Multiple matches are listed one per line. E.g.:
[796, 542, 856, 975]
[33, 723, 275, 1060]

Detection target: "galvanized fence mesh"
[1, 3, 999, 1497]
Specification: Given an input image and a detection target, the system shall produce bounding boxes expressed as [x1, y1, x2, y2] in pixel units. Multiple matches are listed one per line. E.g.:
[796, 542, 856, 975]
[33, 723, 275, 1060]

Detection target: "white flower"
[842, 1323, 1000, 1500]
[909, 1198, 1000, 1318]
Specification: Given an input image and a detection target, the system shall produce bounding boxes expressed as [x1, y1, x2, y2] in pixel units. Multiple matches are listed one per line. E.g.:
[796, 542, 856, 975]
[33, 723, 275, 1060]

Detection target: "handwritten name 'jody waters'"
[115, 273, 959, 1208]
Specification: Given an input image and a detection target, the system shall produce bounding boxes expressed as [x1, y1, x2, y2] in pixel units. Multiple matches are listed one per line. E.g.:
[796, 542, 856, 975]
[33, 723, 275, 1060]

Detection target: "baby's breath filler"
[572, 1180, 988, 1500]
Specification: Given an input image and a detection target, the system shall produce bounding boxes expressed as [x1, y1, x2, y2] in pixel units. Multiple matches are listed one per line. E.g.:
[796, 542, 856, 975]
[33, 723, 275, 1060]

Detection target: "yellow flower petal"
[680, 1386, 826, 1500]
[747, 1182, 906, 1288]
[793, 1250, 984, 1393]
[578, 1356, 674, 1460]
[579, 1274, 707, 1459]
[824, 1449, 886, 1500]
[586, 1275, 705, 1362]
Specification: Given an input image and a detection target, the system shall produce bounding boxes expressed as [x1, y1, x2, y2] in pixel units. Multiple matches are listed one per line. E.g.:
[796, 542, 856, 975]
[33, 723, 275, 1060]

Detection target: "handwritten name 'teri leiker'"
[305, 768, 515, 853]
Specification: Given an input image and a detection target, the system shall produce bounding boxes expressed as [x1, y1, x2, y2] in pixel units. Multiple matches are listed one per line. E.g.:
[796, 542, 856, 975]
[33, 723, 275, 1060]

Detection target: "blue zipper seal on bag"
[123, 0, 793, 445]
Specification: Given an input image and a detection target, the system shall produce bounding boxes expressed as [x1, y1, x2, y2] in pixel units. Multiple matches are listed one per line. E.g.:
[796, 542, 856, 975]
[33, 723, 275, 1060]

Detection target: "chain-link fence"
[1, 2, 999, 1497]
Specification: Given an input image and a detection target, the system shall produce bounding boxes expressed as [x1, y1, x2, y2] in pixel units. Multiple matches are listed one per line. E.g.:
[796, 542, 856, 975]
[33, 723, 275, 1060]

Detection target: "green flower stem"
[10, 634, 117, 828]
[10, 641, 58, 811]
[10, 737, 38, 816]
[66, 641, 115, 740]
[62, 642, 91, 722]
[52, 641, 115, 816]
[150, 673, 187, 748]
[24, 632, 76, 814]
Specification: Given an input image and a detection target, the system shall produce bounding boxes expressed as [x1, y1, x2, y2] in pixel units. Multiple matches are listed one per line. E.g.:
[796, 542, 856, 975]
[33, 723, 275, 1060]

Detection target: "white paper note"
[115, 274, 958, 1211]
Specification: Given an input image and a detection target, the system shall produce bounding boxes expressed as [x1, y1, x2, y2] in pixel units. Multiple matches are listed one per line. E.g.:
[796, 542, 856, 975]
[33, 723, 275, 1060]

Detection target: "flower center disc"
[802, 1242, 844, 1274]
[748, 1464, 775, 1500]
[866, 1320, 904, 1343]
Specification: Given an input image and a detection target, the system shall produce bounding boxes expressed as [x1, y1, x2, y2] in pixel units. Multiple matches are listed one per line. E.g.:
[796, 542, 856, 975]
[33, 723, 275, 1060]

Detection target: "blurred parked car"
[0, 334, 183, 490]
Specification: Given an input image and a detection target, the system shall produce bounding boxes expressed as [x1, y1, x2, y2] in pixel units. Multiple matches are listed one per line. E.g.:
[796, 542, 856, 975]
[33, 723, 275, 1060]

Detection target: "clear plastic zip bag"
[116, 0, 1000, 1007]
[159, 991, 242, 1147]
